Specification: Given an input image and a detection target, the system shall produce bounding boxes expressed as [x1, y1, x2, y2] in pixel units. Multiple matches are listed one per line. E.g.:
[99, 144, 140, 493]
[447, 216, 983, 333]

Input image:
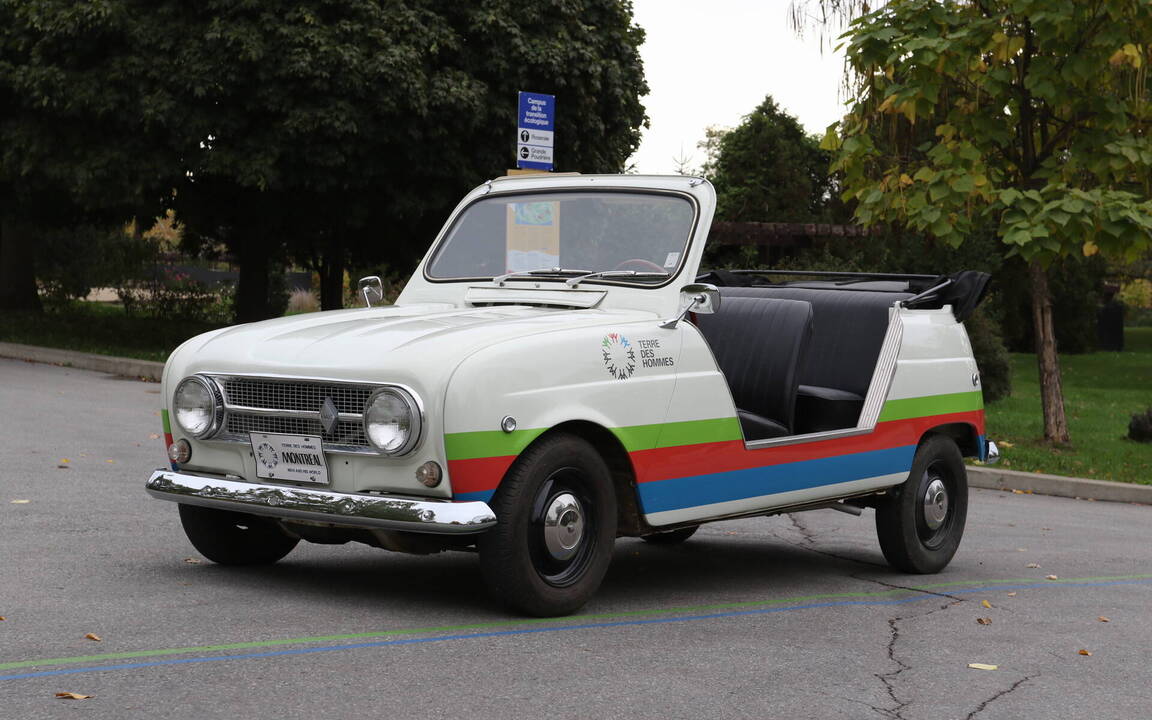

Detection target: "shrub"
[117, 267, 222, 322]
[966, 307, 1012, 403]
[1130, 409, 1152, 443]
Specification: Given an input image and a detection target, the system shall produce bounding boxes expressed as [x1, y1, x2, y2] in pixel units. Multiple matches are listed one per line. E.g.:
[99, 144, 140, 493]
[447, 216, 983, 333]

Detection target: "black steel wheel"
[178, 504, 299, 566]
[641, 526, 699, 545]
[478, 433, 617, 616]
[875, 434, 968, 573]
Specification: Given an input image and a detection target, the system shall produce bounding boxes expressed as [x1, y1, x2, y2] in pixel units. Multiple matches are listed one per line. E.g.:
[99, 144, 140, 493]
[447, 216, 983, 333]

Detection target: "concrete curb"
[968, 465, 1152, 505]
[0, 342, 163, 382]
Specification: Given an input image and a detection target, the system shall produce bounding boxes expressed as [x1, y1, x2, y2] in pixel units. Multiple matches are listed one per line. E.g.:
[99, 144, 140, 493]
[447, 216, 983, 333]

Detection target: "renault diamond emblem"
[320, 397, 339, 435]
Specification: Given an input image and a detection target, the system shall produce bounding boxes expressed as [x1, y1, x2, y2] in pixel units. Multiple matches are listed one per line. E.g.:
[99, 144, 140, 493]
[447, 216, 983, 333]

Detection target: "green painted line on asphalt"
[3, 572, 1150, 673]
[879, 390, 984, 422]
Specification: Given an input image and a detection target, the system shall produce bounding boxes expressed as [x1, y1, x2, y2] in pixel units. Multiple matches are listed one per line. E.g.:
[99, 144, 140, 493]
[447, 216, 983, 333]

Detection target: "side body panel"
[445, 304, 984, 532]
[634, 305, 984, 526]
[443, 318, 685, 502]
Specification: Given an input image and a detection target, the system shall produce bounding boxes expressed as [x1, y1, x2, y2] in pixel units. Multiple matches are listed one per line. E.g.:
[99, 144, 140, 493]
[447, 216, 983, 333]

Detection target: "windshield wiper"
[492, 267, 592, 286]
[564, 269, 669, 287]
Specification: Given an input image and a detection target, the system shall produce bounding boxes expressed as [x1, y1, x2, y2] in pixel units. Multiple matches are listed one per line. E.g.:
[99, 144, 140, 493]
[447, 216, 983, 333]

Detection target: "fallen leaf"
[1046, 575, 1059, 580]
[981, 599, 992, 609]
[1026, 563, 1041, 568]
[1016, 548, 1027, 552]
[84, 633, 101, 642]
[977, 617, 992, 625]
[998, 441, 1014, 448]
[0, 616, 6, 621]
[1007, 592, 1017, 597]
[105, 459, 115, 464]
[1012, 489, 1025, 494]
[59, 458, 70, 464]
[149, 433, 160, 440]
[968, 663, 998, 671]
[1098, 616, 1111, 623]
[182, 557, 202, 564]
[1078, 649, 1092, 656]
[55, 692, 93, 700]
[10, 499, 30, 504]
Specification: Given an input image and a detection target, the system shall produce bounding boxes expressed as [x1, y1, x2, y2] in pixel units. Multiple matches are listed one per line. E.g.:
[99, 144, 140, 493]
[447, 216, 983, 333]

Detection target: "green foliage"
[832, 0, 1152, 265]
[704, 96, 843, 223]
[1, 1, 649, 319]
[964, 306, 1011, 403]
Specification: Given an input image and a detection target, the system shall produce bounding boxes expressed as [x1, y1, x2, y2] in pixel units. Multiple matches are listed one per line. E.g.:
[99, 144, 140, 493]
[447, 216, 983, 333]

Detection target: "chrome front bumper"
[146, 470, 497, 534]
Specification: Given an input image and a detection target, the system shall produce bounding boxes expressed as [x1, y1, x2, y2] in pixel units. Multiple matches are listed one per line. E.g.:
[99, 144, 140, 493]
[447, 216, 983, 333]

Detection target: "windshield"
[426, 191, 695, 284]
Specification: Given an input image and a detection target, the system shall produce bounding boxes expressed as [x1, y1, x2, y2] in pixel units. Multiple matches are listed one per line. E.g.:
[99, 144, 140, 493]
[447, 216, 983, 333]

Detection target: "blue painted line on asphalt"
[4, 577, 1149, 682]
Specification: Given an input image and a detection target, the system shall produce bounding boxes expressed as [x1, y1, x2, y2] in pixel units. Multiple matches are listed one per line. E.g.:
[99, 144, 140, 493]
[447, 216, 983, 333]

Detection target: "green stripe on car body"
[446, 392, 978, 460]
[878, 391, 983, 422]
[161, 408, 172, 434]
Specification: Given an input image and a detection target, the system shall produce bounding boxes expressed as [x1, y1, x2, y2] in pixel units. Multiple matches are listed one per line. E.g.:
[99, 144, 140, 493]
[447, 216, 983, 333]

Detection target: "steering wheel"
[613, 258, 667, 273]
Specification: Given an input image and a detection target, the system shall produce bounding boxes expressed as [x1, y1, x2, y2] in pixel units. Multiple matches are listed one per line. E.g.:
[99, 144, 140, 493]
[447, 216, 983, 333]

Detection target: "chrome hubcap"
[923, 478, 949, 530]
[542, 492, 584, 561]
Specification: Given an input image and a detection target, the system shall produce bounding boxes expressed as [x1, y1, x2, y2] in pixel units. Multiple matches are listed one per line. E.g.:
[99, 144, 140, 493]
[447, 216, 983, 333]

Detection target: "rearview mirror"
[358, 276, 384, 308]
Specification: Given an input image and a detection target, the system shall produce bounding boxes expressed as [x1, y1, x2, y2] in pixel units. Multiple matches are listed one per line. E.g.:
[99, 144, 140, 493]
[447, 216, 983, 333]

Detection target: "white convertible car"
[147, 174, 996, 616]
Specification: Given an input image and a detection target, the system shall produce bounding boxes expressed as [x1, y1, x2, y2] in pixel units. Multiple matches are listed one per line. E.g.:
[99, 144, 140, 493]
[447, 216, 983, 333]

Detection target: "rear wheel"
[875, 435, 967, 573]
[641, 526, 699, 545]
[178, 504, 299, 565]
[478, 434, 617, 617]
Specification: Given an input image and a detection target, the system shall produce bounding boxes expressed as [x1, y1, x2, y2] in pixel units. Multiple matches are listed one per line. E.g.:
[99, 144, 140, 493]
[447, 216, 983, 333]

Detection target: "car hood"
[171, 303, 654, 383]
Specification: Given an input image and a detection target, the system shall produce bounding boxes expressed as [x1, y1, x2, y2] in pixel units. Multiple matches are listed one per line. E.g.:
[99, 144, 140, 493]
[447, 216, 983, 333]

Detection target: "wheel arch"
[519, 420, 647, 537]
[919, 422, 981, 458]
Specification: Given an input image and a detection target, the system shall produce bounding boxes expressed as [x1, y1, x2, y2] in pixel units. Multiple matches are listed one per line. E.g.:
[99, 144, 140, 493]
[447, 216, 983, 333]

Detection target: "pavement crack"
[853, 574, 965, 602]
[874, 616, 912, 720]
[779, 513, 889, 569]
[963, 674, 1035, 720]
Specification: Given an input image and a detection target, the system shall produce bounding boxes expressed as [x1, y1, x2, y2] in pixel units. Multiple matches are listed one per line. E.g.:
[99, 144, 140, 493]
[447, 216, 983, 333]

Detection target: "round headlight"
[364, 388, 421, 455]
[173, 376, 220, 438]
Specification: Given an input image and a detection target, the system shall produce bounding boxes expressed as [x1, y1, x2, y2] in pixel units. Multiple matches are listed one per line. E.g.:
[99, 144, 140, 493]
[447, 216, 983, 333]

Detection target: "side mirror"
[659, 283, 721, 328]
[358, 276, 384, 308]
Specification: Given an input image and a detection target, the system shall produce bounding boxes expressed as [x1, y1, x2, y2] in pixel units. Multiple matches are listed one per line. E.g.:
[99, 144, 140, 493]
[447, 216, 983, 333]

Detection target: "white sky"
[626, 0, 850, 175]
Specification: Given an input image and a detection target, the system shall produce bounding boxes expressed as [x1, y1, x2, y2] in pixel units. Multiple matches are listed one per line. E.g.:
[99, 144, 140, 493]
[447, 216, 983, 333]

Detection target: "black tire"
[478, 433, 617, 617]
[641, 526, 699, 545]
[875, 434, 968, 573]
[178, 504, 299, 566]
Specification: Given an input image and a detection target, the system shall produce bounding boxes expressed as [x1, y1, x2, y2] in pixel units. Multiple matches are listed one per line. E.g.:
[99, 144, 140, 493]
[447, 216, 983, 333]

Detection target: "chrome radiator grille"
[209, 376, 379, 453]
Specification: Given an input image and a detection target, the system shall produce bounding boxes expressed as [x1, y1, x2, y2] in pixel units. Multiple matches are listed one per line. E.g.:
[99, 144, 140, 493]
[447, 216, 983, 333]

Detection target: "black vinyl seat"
[720, 286, 908, 433]
[693, 297, 813, 441]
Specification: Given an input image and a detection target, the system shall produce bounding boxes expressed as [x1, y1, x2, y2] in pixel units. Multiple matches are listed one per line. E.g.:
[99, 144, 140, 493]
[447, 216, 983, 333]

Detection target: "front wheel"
[178, 504, 299, 566]
[478, 434, 617, 617]
[875, 435, 968, 574]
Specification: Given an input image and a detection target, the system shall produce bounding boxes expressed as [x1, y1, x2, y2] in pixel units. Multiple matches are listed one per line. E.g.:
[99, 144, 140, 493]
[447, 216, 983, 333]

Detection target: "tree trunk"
[234, 233, 272, 323]
[1029, 261, 1070, 444]
[319, 249, 344, 311]
[0, 218, 43, 312]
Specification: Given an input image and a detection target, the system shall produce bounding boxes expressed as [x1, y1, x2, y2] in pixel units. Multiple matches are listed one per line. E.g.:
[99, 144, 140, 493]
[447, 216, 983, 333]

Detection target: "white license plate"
[249, 432, 330, 485]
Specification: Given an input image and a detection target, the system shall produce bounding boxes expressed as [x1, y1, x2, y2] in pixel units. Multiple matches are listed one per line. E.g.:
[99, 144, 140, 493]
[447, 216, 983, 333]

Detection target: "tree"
[824, 0, 1152, 443]
[160, 0, 648, 319]
[2, 1, 648, 321]
[0, 1, 174, 312]
[703, 96, 842, 222]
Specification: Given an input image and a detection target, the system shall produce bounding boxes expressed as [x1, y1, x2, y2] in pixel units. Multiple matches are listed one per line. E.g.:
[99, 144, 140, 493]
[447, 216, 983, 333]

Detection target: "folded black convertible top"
[696, 269, 992, 323]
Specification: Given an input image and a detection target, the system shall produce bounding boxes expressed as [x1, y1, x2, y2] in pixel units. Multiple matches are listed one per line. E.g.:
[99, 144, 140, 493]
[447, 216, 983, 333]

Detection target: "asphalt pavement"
[2, 356, 1151, 719]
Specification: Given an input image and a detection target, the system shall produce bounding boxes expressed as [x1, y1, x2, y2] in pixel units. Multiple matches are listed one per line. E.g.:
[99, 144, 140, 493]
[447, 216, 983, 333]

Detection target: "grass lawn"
[984, 326, 1152, 484]
[0, 303, 226, 363]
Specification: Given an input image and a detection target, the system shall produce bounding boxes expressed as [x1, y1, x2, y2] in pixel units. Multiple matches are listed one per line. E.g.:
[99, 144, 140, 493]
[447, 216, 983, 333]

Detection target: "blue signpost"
[517, 91, 555, 171]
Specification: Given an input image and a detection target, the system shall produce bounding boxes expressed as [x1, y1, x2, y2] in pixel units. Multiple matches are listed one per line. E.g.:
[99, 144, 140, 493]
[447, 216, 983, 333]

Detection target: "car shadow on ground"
[148, 525, 896, 619]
